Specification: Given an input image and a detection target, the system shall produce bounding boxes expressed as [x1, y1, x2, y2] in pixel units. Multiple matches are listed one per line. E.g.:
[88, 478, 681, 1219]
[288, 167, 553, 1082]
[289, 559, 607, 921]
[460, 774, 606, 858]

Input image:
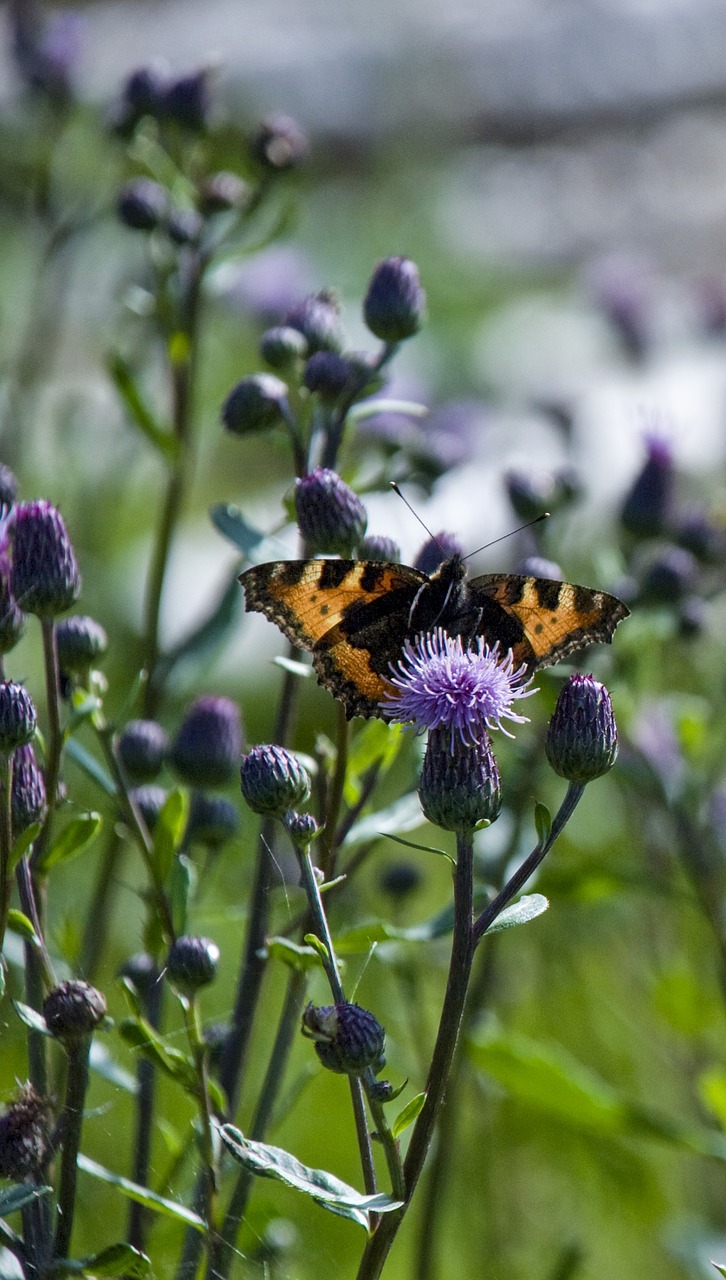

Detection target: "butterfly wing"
[467, 574, 629, 670]
[240, 559, 427, 718]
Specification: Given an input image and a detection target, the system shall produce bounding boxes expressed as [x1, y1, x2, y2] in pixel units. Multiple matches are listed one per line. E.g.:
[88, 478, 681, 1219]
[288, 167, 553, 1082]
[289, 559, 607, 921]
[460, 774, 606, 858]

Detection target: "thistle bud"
[0, 542, 25, 654]
[0, 682, 37, 752]
[161, 68, 213, 132]
[284, 292, 344, 355]
[222, 374, 289, 437]
[303, 351, 353, 403]
[11, 500, 81, 616]
[170, 695, 242, 789]
[283, 810, 319, 850]
[358, 535, 400, 563]
[43, 980, 107, 1041]
[129, 784, 168, 833]
[240, 744, 311, 817]
[119, 952, 160, 1004]
[166, 935, 219, 994]
[198, 171, 249, 216]
[186, 791, 239, 849]
[363, 257, 425, 344]
[504, 470, 553, 522]
[0, 1085, 49, 1181]
[302, 1001, 386, 1076]
[294, 468, 367, 556]
[379, 861, 422, 902]
[11, 744, 46, 837]
[620, 437, 673, 539]
[413, 532, 464, 576]
[419, 727, 502, 831]
[117, 719, 169, 783]
[250, 114, 309, 172]
[117, 178, 168, 232]
[109, 63, 166, 134]
[167, 207, 203, 246]
[259, 325, 308, 370]
[55, 615, 108, 680]
[639, 546, 698, 605]
[545, 674, 618, 785]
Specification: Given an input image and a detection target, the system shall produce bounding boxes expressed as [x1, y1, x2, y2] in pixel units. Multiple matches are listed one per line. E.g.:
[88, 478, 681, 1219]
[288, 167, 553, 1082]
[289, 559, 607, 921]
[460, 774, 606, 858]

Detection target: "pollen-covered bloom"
[382, 628, 536, 747]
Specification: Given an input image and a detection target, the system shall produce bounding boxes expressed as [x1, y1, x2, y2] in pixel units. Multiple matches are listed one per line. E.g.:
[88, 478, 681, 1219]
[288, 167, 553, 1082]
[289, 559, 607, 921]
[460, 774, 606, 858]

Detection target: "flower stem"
[53, 1035, 92, 1261]
[473, 782, 585, 944]
[30, 617, 63, 872]
[355, 827, 476, 1280]
[0, 751, 13, 952]
[127, 963, 163, 1254]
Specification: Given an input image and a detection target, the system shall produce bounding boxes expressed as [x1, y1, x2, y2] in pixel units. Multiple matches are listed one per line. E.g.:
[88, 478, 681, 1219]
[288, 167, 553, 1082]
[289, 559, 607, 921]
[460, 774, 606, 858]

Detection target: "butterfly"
[239, 553, 629, 720]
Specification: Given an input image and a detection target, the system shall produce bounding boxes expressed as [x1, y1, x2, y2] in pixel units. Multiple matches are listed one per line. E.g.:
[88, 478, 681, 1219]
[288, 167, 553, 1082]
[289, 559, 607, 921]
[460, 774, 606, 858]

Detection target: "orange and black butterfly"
[239, 553, 629, 720]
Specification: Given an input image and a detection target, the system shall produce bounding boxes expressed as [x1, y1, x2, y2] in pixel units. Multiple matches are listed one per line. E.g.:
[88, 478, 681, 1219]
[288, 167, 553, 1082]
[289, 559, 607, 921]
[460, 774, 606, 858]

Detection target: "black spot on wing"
[360, 562, 387, 592]
[319, 560, 352, 589]
[534, 579, 562, 611]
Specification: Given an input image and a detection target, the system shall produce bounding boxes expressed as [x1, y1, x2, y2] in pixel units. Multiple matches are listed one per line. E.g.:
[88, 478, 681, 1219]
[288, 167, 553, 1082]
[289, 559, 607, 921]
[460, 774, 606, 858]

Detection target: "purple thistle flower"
[381, 629, 535, 747]
[10, 500, 81, 617]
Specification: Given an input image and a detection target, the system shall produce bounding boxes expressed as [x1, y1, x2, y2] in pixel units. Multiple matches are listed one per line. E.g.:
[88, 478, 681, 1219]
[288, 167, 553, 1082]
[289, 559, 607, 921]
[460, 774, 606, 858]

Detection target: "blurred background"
[3, 2, 726, 1279]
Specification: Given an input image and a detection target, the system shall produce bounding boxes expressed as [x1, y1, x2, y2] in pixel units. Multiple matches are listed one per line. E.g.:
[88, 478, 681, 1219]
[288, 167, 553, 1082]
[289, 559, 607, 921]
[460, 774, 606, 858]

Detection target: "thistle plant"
[6, 34, 725, 1280]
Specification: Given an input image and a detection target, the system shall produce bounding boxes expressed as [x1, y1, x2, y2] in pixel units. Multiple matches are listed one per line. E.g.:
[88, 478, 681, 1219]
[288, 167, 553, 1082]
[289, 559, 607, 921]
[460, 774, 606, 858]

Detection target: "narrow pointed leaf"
[108, 353, 177, 461]
[0, 1184, 52, 1217]
[392, 1092, 426, 1139]
[64, 739, 115, 797]
[36, 813, 102, 873]
[219, 1126, 403, 1229]
[0, 1218, 23, 1251]
[47, 1242, 151, 1277]
[711, 1264, 726, 1277]
[13, 1001, 50, 1037]
[265, 938, 323, 971]
[6, 910, 39, 945]
[483, 894, 549, 935]
[273, 656, 312, 678]
[209, 504, 267, 555]
[118, 1017, 197, 1091]
[150, 789, 188, 885]
[77, 1155, 205, 1230]
[7, 823, 41, 874]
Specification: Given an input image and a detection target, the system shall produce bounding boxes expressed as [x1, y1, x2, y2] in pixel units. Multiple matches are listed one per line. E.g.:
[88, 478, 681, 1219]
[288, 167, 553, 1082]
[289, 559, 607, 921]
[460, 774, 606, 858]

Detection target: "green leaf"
[533, 802, 551, 847]
[219, 1126, 403, 1229]
[169, 853, 196, 937]
[348, 399, 428, 423]
[13, 1001, 50, 1037]
[0, 1218, 23, 1252]
[392, 1092, 426, 1139]
[483, 894, 549, 936]
[265, 937, 323, 971]
[7, 823, 41, 874]
[6, 910, 39, 945]
[209, 504, 268, 556]
[108, 353, 177, 461]
[47, 1242, 151, 1278]
[381, 832, 454, 865]
[77, 1155, 205, 1231]
[117, 1017, 197, 1092]
[303, 934, 330, 964]
[90, 1041, 138, 1094]
[36, 813, 102, 874]
[344, 793, 424, 848]
[344, 721, 405, 805]
[150, 789, 188, 885]
[711, 1264, 726, 1277]
[467, 1022, 726, 1158]
[64, 738, 115, 797]
[0, 1183, 52, 1217]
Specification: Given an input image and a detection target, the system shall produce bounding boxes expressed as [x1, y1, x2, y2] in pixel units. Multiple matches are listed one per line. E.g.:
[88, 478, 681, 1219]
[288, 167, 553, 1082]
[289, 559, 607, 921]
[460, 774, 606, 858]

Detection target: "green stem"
[78, 826, 124, 981]
[53, 1035, 92, 1261]
[127, 963, 163, 1254]
[30, 617, 63, 872]
[321, 702, 349, 878]
[0, 751, 13, 953]
[355, 826, 476, 1280]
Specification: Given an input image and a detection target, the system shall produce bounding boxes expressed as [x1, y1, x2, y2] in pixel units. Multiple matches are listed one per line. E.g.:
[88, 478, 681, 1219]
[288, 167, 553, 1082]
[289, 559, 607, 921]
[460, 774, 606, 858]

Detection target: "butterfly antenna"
[462, 512, 550, 562]
[390, 482, 445, 556]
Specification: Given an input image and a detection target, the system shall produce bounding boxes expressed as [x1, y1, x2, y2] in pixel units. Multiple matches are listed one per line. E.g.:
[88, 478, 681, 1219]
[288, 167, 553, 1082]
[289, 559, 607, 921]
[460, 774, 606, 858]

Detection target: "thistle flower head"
[382, 629, 536, 748]
[10, 500, 81, 617]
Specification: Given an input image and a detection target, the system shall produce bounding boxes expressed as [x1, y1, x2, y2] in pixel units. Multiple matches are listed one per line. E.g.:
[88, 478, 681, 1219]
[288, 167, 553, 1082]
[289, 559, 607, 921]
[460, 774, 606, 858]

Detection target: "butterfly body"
[239, 555, 629, 720]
